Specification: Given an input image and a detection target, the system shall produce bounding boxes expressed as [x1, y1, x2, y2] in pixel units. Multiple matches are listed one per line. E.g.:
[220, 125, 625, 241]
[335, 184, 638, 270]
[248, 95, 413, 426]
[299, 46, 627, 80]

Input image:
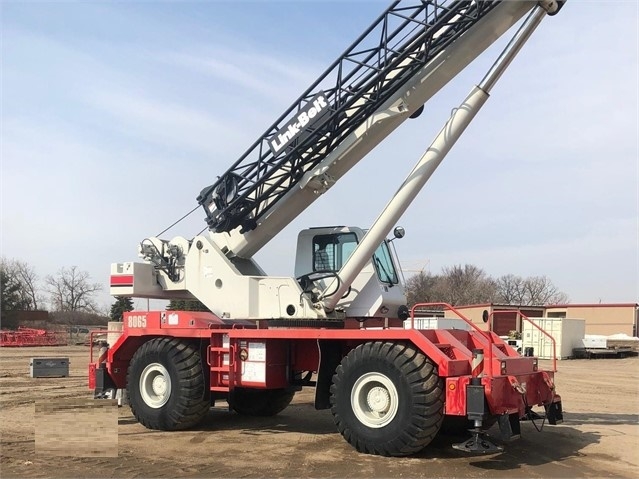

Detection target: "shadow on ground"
[415, 422, 601, 471]
[564, 412, 639, 426]
[118, 403, 604, 469]
[118, 402, 337, 436]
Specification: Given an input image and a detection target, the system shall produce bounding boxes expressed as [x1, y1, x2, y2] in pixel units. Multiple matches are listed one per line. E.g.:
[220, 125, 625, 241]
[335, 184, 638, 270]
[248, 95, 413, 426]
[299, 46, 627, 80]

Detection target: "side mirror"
[393, 226, 405, 239]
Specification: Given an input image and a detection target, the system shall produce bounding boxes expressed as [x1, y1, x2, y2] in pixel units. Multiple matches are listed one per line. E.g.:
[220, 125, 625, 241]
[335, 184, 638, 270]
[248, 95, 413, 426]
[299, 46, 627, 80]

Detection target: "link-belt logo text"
[269, 91, 328, 155]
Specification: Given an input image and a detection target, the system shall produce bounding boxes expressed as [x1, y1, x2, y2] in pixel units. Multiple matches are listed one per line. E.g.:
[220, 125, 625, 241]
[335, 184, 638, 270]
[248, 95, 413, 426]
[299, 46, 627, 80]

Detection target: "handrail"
[489, 310, 557, 372]
[88, 329, 122, 363]
[409, 302, 496, 377]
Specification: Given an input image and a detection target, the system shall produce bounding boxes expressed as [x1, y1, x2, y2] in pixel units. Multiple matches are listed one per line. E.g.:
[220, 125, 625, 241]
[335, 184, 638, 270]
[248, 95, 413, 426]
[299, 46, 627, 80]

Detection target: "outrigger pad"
[523, 406, 544, 421]
[498, 413, 521, 441]
[452, 432, 503, 454]
[93, 364, 116, 399]
[94, 387, 116, 400]
[545, 401, 564, 425]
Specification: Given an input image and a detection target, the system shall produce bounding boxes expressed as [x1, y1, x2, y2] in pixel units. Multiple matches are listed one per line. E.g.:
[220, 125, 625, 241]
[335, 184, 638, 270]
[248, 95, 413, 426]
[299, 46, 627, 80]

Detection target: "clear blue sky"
[2, 0, 638, 310]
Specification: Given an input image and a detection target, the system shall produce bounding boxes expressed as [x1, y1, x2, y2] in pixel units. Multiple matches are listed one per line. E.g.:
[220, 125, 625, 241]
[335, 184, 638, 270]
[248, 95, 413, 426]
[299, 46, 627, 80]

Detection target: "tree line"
[0, 257, 133, 325]
[2, 257, 568, 325]
[1, 258, 102, 312]
[404, 264, 568, 307]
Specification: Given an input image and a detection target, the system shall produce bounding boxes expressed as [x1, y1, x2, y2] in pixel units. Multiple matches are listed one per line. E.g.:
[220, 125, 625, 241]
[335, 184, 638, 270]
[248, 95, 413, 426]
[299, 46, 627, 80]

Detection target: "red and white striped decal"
[471, 348, 484, 378]
[110, 275, 134, 287]
[97, 346, 108, 364]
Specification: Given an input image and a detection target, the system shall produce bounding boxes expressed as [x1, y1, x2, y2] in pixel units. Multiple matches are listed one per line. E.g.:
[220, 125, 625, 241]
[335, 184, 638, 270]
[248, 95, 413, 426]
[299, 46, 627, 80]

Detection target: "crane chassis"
[91, 0, 567, 456]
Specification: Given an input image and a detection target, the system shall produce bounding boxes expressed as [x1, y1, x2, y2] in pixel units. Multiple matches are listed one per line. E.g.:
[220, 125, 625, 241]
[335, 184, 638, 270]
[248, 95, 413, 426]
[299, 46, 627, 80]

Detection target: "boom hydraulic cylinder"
[321, 3, 557, 311]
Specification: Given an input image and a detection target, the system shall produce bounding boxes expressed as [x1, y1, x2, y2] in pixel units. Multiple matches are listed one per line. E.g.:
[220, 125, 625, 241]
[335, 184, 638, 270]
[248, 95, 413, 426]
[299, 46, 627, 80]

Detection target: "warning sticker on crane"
[247, 342, 266, 361]
[269, 91, 329, 155]
[240, 342, 267, 384]
[242, 362, 266, 383]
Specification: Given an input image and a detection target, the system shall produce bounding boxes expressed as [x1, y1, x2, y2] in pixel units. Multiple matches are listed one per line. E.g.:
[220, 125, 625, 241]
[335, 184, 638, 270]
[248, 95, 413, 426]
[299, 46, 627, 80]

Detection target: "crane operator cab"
[294, 226, 408, 319]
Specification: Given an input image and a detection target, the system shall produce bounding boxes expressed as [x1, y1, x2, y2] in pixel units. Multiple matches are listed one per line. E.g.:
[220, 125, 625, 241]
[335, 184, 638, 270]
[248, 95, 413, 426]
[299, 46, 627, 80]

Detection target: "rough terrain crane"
[91, 0, 566, 456]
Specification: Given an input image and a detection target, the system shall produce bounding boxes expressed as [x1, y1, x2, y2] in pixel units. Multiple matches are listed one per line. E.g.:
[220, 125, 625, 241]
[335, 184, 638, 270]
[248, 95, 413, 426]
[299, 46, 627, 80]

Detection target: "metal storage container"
[522, 318, 586, 360]
[30, 357, 69, 378]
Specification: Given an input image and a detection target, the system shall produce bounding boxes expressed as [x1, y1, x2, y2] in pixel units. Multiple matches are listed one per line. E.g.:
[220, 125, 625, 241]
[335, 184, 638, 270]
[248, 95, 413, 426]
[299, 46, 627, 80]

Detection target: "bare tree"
[495, 274, 526, 305]
[1, 268, 28, 313]
[405, 263, 568, 308]
[12, 260, 43, 310]
[45, 266, 102, 313]
[0, 258, 44, 310]
[523, 275, 568, 305]
[404, 270, 438, 306]
[495, 274, 568, 305]
[435, 264, 498, 306]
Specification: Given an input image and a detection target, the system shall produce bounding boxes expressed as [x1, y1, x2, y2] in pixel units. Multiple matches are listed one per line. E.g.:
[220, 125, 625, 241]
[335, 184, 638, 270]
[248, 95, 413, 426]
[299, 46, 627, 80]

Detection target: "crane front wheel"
[330, 341, 444, 456]
[127, 338, 209, 430]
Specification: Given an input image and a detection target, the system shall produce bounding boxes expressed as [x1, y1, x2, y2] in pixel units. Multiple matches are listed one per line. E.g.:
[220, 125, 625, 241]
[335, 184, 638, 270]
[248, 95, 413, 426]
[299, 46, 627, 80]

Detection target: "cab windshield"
[312, 233, 399, 285]
[372, 241, 399, 285]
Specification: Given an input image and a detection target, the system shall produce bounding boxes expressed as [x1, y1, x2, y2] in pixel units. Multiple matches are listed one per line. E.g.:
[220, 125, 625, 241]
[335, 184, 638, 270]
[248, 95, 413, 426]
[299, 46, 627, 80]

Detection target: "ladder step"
[210, 366, 230, 372]
[207, 344, 231, 369]
[210, 386, 230, 392]
[209, 347, 230, 352]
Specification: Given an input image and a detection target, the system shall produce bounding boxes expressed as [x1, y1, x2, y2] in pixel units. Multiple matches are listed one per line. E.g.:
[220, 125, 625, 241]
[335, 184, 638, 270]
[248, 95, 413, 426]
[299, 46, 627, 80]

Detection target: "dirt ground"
[1, 345, 638, 478]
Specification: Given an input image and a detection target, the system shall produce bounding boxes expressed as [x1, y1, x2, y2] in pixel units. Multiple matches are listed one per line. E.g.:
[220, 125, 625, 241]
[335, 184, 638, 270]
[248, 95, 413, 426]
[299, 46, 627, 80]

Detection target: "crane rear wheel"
[330, 341, 444, 456]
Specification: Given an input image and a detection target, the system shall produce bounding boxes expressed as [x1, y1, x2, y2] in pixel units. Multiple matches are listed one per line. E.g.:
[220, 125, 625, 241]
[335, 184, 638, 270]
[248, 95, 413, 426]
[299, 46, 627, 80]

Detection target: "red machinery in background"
[0, 327, 67, 347]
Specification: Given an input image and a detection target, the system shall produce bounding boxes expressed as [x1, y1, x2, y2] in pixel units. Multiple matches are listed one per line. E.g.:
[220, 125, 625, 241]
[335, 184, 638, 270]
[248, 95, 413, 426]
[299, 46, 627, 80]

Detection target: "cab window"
[312, 233, 358, 272]
[372, 241, 399, 284]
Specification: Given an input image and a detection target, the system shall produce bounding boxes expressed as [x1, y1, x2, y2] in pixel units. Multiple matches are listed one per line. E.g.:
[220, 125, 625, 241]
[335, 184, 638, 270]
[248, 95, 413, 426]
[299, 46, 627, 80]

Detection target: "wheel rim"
[351, 372, 399, 428]
[139, 363, 171, 408]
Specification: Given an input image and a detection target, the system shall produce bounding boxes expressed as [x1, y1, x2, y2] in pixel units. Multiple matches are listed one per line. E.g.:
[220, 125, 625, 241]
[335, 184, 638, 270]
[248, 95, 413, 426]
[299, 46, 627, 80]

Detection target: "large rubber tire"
[127, 338, 209, 430]
[230, 388, 295, 416]
[330, 341, 444, 457]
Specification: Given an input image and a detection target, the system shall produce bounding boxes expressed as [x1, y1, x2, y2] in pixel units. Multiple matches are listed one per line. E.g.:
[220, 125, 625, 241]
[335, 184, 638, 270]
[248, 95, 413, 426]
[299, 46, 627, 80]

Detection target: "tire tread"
[330, 341, 444, 457]
[127, 338, 209, 431]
